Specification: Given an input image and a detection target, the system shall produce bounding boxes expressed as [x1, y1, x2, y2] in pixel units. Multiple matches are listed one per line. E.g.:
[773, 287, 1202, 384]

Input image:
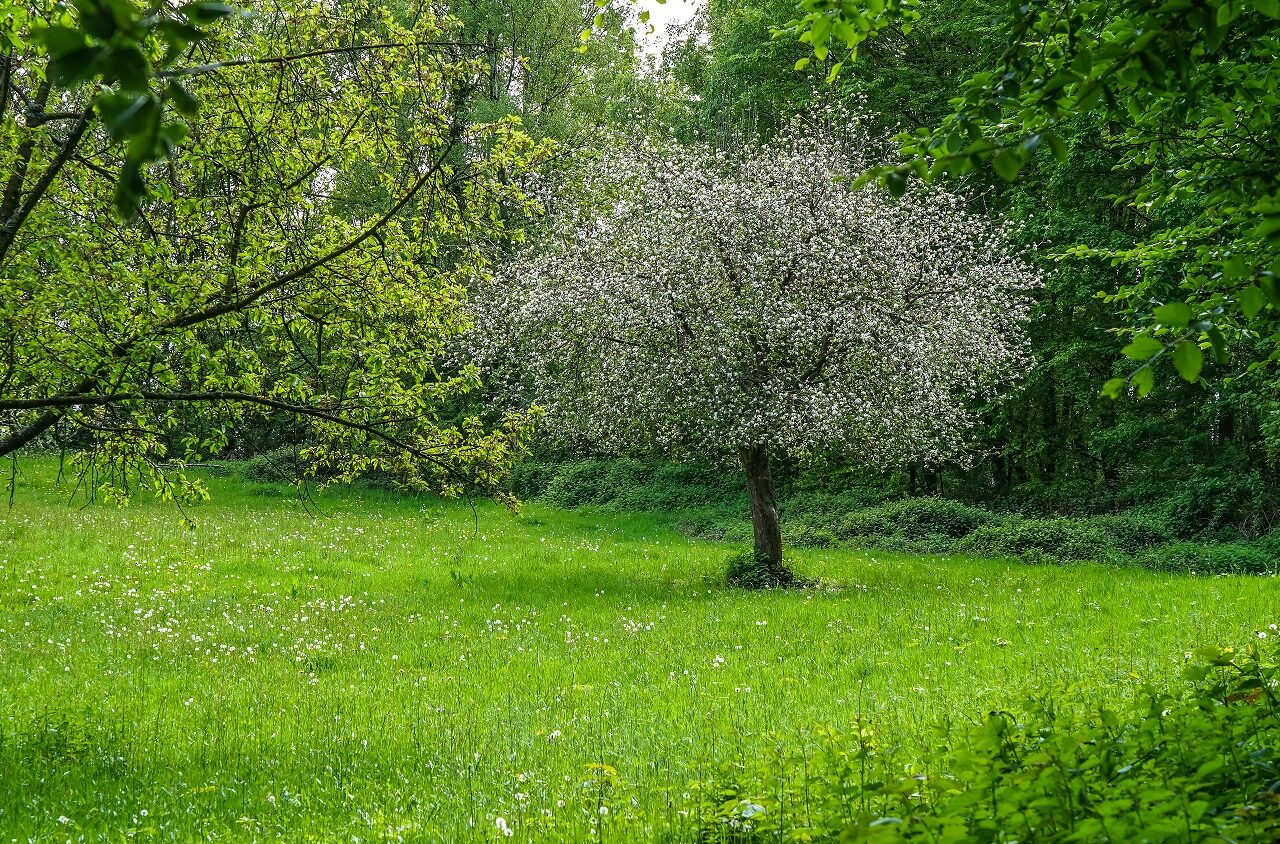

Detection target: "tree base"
[725, 549, 800, 590]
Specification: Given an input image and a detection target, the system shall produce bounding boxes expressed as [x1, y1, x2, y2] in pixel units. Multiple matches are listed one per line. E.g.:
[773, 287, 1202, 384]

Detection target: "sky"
[632, 0, 702, 55]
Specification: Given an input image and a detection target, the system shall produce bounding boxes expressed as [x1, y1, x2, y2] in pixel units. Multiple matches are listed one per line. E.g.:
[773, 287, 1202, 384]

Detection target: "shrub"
[781, 518, 838, 549]
[725, 549, 795, 589]
[506, 458, 562, 500]
[1084, 511, 1176, 554]
[542, 459, 615, 508]
[238, 446, 305, 483]
[1138, 541, 1276, 575]
[888, 497, 999, 539]
[519, 456, 744, 511]
[836, 497, 998, 542]
[1155, 464, 1277, 540]
[953, 517, 1119, 563]
[781, 490, 882, 523]
[835, 507, 899, 540]
[693, 640, 1280, 842]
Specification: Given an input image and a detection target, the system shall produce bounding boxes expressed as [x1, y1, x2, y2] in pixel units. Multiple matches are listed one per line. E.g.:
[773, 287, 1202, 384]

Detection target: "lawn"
[1, 462, 1277, 841]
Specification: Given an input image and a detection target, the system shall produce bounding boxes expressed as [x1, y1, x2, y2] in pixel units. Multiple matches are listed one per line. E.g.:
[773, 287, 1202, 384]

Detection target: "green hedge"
[1138, 542, 1276, 575]
[693, 639, 1280, 842]
[836, 497, 999, 541]
[510, 457, 1275, 575]
[954, 517, 1121, 563]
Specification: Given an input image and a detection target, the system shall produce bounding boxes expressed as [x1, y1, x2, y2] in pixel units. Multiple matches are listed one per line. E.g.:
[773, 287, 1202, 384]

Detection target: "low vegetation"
[0, 461, 1276, 840]
[513, 456, 1280, 576]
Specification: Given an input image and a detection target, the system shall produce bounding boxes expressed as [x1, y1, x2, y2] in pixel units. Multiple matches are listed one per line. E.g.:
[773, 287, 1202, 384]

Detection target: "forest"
[1, 0, 1279, 840]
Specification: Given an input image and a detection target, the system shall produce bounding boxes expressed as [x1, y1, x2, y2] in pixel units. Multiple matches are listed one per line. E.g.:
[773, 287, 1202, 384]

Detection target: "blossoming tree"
[475, 122, 1038, 585]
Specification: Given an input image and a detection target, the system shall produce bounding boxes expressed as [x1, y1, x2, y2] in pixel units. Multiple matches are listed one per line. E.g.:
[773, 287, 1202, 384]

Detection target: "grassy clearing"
[1, 460, 1277, 841]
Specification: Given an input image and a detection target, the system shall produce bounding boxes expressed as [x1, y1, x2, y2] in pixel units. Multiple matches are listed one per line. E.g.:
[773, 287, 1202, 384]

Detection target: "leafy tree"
[473, 119, 1036, 583]
[11, 0, 241, 216]
[784, 0, 1280, 394]
[0, 0, 549, 503]
[453, 0, 651, 143]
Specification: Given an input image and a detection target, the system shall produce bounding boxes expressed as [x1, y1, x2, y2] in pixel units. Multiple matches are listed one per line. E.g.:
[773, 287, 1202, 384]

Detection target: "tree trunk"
[739, 445, 792, 585]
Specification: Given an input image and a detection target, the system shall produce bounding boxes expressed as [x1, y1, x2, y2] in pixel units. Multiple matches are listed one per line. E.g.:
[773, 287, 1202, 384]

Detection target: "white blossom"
[473, 114, 1038, 467]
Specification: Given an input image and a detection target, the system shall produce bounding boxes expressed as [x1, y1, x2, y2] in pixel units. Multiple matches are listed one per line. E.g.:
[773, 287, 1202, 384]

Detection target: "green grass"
[1, 460, 1277, 841]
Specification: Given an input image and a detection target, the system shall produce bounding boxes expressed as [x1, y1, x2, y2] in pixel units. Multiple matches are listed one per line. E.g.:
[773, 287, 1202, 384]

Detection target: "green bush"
[1138, 541, 1276, 575]
[724, 549, 795, 589]
[781, 518, 838, 549]
[1084, 511, 1176, 554]
[1154, 464, 1277, 540]
[837, 497, 999, 542]
[238, 445, 304, 483]
[953, 517, 1119, 563]
[517, 456, 743, 511]
[541, 459, 616, 508]
[693, 640, 1280, 842]
[676, 512, 752, 543]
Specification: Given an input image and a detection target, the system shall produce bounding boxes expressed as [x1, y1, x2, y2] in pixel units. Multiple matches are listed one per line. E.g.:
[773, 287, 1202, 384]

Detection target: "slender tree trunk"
[739, 445, 792, 584]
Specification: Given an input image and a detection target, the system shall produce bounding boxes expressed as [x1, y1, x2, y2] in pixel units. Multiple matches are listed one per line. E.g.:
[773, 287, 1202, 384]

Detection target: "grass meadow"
[1, 460, 1277, 841]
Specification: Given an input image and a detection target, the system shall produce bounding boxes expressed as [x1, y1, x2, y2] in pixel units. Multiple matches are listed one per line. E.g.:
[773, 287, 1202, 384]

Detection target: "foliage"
[694, 638, 1280, 842]
[1, 0, 550, 503]
[452, 0, 653, 143]
[512, 455, 744, 511]
[8, 460, 1279, 839]
[1138, 542, 1277, 576]
[837, 497, 999, 541]
[474, 115, 1036, 465]
[1084, 511, 1177, 554]
[238, 445, 306, 485]
[725, 548, 797, 588]
[786, 0, 1280, 394]
[17, 0, 240, 215]
[954, 517, 1121, 564]
[1154, 462, 1280, 540]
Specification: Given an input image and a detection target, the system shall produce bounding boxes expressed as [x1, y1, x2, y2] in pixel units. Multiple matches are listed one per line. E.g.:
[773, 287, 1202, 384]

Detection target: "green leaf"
[100, 44, 150, 89]
[794, 57, 810, 71]
[180, 1, 239, 25]
[47, 46, 104, 86]
[1132, 367, 1155, 397]
[991, 149, 1023, 181]
[1260, 274, 1280, 306]
[165, 82, 199, 117]
[1172, 341, 1204, 382]
[884, 170, 908, 198]
[1254, 0, 1280, 17]
[1044, 131, 1068, 162]
[30, 24, 87, 55]
[1239, 285, 1265, 318]
[1153, 301, 1193, 328]
[1206, 327, 1228, 363]
[98, 94, 155, 140]
[1100, 377, 1126, 399]
[73, 0, 119, 40]
[1122, 335, 1163, 361]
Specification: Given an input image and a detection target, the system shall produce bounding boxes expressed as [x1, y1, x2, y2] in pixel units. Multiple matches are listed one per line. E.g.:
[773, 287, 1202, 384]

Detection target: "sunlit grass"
[1, 459, 1277, 841]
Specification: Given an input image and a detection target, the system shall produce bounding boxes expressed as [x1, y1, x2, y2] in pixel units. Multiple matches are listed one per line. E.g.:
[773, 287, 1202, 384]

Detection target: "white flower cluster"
[473, 117, 1039, 466]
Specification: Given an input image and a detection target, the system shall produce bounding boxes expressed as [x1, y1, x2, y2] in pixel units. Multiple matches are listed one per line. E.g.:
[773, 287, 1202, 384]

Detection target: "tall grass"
[1, 460, 1276, 840]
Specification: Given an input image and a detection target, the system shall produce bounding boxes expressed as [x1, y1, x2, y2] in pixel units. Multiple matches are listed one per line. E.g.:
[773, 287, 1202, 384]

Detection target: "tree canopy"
[475, 116, 1037, 579]
[0, 0, 549, 502]
[784, 0, 1280, 396]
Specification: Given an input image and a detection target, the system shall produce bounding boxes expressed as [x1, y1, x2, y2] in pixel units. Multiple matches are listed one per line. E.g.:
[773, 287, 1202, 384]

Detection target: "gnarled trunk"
[739, 445, 792, 585]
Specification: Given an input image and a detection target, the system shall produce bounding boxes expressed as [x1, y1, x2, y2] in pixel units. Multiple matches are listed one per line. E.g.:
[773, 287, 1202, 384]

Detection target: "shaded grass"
[0, 459, 1277, 841]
